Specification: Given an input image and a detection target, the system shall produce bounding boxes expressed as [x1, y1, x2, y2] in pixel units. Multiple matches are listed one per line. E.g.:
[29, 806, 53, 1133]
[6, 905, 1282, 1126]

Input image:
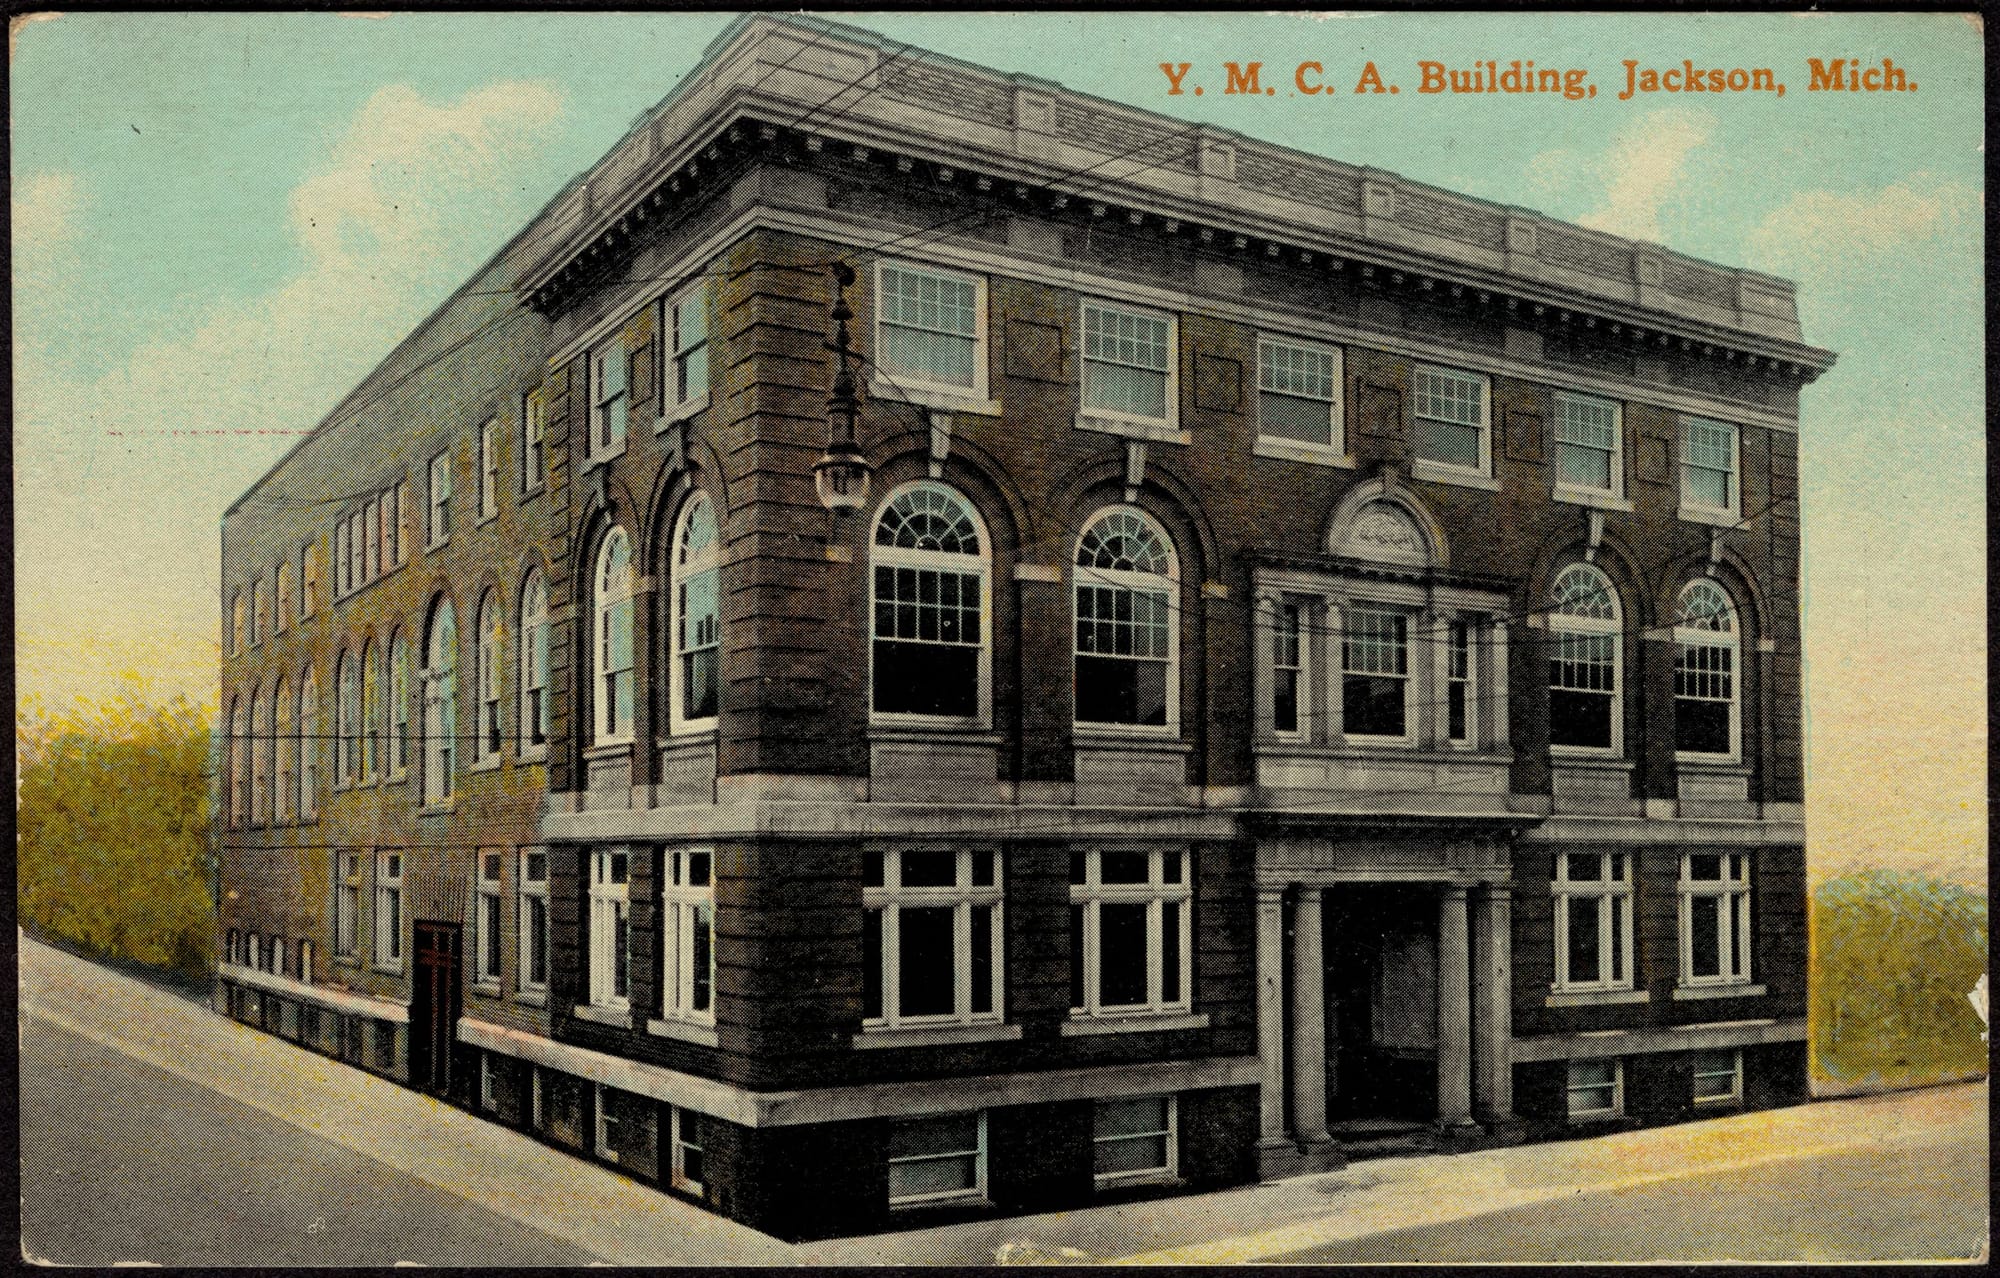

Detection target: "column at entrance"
[1435, 885, 1476, 1130]
[1472, 883, 1516, 1125]
[1254, 884, 1290, 1165]
[1288, 887, 1332, 1153]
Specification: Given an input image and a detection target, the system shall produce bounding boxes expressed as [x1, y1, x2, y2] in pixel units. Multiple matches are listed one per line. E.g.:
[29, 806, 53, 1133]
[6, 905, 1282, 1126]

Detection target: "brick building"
[216, 14, 1833, 1239]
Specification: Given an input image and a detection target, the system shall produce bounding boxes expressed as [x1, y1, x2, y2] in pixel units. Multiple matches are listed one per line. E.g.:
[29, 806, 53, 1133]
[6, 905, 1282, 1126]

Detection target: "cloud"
[1744, 176, 1978, 282]
[13, 79, 567, 711]
[1572, 108, 1715, 242]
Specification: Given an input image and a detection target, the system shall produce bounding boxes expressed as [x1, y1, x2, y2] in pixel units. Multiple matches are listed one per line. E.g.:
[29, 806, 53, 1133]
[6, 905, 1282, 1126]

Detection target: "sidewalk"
[22, 933, 1987, 1265]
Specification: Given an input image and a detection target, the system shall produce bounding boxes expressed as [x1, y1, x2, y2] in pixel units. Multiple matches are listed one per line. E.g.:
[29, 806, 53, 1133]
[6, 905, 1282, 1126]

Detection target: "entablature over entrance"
[1250, 810, 1539, 887]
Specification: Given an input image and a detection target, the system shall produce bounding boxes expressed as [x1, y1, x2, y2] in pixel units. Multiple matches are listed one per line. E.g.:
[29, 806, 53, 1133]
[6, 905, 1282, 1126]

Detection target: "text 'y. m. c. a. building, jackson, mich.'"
[214, 13, 1833, 1240]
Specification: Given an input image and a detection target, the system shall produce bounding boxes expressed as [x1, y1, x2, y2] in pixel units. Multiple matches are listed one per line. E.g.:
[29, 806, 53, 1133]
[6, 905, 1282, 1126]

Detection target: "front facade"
[216, 15, 1831, 1239]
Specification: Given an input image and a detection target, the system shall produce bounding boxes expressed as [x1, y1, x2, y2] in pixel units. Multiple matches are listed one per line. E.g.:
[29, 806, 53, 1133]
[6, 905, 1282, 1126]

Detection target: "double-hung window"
[274, 678, 292, 822]
[888, 1112, 986, 1207]
[670, 1109, 705, 1195]
[671, 497, 720, 731]
[249, 688, 268, 823]
[1674, 580, 1739, 759]
[588, 848, 631, 1010]
[1081, 301, 1174, 430]
[1568, 1059, 1622, 1119]
[1270, 600, 1305, 738]
[301, 542, 321, 619]
[359, 640, 379, 782]
[863, 848, 1003, 1030]
[593, 529, 635, 743]
[1413, 365, 1491, 475]
[1446, 619, 1475, 746]
[427, 450, 451, 547]
[1554, 392, 1623, 498]
[589, 335, 628, 459]
[374, 849, 403, 971]
[363, 499, 380, 582]
[335, 651, 358, 787]
[478, 419, 499, 520]
[667, 283, 711, 412]
[388, 631, 410, 779]
[521, 391, 546, 493]
[661, 847, 715, 1023]
[871, 483, 988, 722]
[519, 571, 550, 754]
[272, 937, 287, 980]
[1257, 336, 1341, 450]
[275, 562, 293, 634]
[1692, 1048, 1744, 1105]
[1094, 1095, 1177, 1187]
[250, 580, 265, 647]
[1680, 417, 1738, 518]
[875, 261, 983, 397]
[1553, 851, 1633, 992]
[422, 599, 457, 807]
[1341, 605, 1410, 741]
[475, 590, 502, 763]
[1680, 852, 1752, 987]
[298, 668, 319, 819]
[1074, 509, 1178, 730]
[1548, 564, 1621, 753]
[475, 849, 503, 989]
[1070, 847, 1191, 1018]
[517, 847, 549, 995]
[226, 699, 244, 826]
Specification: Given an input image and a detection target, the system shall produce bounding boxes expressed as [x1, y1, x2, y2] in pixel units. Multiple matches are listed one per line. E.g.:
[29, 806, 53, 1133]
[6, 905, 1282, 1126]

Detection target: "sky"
[11, 11, 1984, 885]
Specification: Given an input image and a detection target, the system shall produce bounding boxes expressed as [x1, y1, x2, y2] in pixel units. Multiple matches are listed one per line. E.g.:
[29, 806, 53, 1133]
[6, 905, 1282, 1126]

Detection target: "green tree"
[1812, 869, 1988, 1091]
[16, 684, 215, 976]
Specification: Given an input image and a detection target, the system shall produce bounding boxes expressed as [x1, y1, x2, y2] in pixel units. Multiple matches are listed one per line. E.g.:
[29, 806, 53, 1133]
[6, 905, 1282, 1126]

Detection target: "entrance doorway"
[1325, 885, 1438, 1122]
[411, 921, 462, 1096]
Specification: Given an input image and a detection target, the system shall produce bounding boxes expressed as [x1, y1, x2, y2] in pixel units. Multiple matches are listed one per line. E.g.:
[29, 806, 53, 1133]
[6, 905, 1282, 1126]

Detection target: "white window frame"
[1567, 1058, 1623, 1119]
[588, 847, 631, 1011]
[593, 528, 635, 745]
[1256, 335, 1342, 454]
[301, 542, 320, 619]
[1268, 597, 1307, 740]
[1552, 850, 1635, 993]
[666, 282, 712, 415]
[362, 498, 380, 584]
[1073, 507, 1180, 735]
[272, 936, 287, 980]
[1070, 847, 1193, 1020]
[298, 668, 319, 820]
[299, 939, 313, 985]
[1340, 603, 1414, 745]
[518, 847, 549, 996]
[670, 496, 721, 734]
[1093, 1095, 1178, 1188]
[1548, 564, 1623, 757]
[1674, 580, 1741, 763]
[869, 482, 992, 728]
[422, 599, 457, 807]
[478, 418, 500, 521]
[1679, 416, 1740, 520]
[863, 848, 1004, 1031]
[249, 578, 265, 647]
[388, 630, 411, 781]
[225, 928, 240, 966]
[1692, 1048, 1744, 1106]
[373, 849, 403, 972]
[427, 450, 451, 548]
[230, 592, 244, 656]
[518, 570, 550, 758]
[247, 932, 262, 972]
[1445, 617, 1476, 747]
[670, 1107, 704, 1195]
[475, 849, 504, 990]
[873, 260, 988, 403]
[275, 561, 292, 635]
[887, 1111, 988, 1208]
[335, 650, 358, 788]
[1679, 851, 1753, 988]
[480, 1053, 499, 1112]
[1553, 391, 1624, 500]
[227, 698, 245, 826]
[1412, 364, 1492, 479]
[661, 847, 716, 1025]
[274, 677, 292, 823]
[474, 590, 503, 765]
[1079, 300, 1177, 435]
[588, 333, 629, 461]
[521, 391, 546, 494]
[593, 1082, 624, 1163]
[359, 639, 380, 783]
[249, 687, 269, 824]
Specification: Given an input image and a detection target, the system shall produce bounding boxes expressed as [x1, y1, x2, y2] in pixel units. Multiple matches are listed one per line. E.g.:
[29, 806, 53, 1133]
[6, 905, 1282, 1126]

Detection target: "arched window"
[476, 590, 503, 762]
[361, 638, 380, 782]
[230, 592, 245, 657]
[672, 496, 722, 731]
[1548, 564, 1621, 753]
[1074, 508, 1179, 730]
[1675, 579, 1739, 759]
[250, 686, 269, 824]
[227, 697, 245, 826]
[594, 528, 635, 743]
[298, 667, 319, 820]
[519, 570, 549, 754]
[336, 650, 358, 786]
[274, 676, 292, 823]
[871, 482, 988, 721]
[389, 630, 411, 778]
[424, 598, 458, 806]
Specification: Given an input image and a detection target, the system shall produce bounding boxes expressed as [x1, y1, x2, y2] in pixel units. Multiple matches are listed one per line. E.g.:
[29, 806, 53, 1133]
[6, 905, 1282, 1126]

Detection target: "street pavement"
[20, 932, 1990, 1265]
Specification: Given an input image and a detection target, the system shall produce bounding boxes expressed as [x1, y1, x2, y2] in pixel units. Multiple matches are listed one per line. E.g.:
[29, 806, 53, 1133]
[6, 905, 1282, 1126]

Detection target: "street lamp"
[813, 261, 873, 513]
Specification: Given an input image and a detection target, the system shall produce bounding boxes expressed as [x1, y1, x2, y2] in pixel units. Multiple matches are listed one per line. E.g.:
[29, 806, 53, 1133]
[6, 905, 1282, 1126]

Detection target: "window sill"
[425, 537, 448, 553]
[1075, 413, 1189, 447]
[515, 989, 547, 1007]
[518, 746, 550, 764]
[468, 757, 502, 774]
[1553, 486, 1634, 512]
[658, 392, 711, 427]
[573, 1003, 632, 1027]
[584, 740, 634, 760]
[868, 375, 998, 418]
[371, 963, 405, 977]
[868, 723, 1002, 745]
[854, 1022, 1022, 1049]
[1676, 757, 1748, 774]
[1677, 505, 1741, 528]
[1546, 988, 1650, 1008]
[890, 1193, 991, 1212]
[647, 1016, 720, 1047]
[1062, 1011, 1207, 1036]
[419, 802, 456, 817]
[1411, 461, 1501, 491]
[1673, 983, 1766, 1001]
[1551, 751, 1632, 769]
[1073, 728, 1189, 751]
[471, 981, 502, 999]
[1254, 437, 1354, 467]
[477, 512, 499, 529]
[520, 483, 545, 503]
[581, 445, 627, 469]
[1096, 1173, 1185, 1193]
[660, 726, 718, 745]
